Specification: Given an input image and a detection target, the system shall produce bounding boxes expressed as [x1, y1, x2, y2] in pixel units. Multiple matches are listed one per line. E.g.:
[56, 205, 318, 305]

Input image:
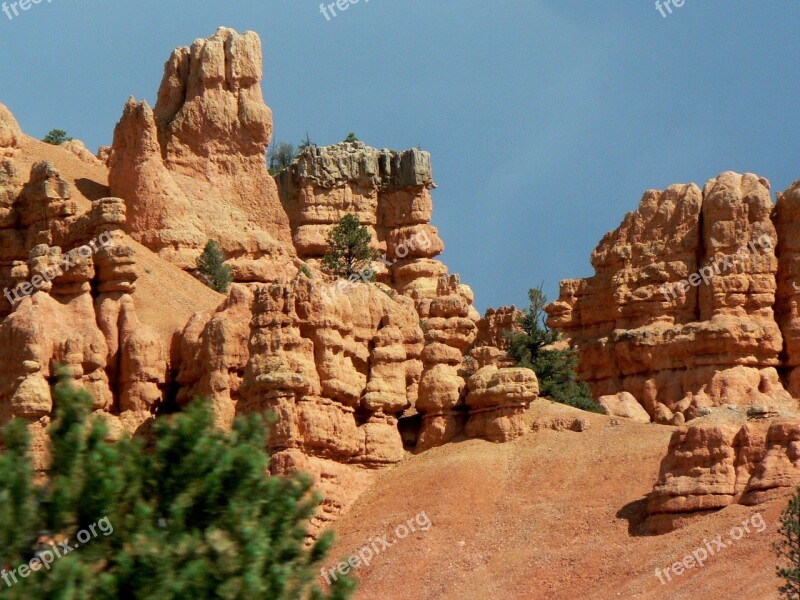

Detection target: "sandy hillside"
[328, 400, 784, 600]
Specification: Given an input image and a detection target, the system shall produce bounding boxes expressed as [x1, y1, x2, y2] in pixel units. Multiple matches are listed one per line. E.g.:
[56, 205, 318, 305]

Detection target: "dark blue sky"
[1, 1, 799, 312]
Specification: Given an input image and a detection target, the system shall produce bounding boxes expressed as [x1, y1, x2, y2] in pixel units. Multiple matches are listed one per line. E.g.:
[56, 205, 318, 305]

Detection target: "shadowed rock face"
[108, 27, 295, 281]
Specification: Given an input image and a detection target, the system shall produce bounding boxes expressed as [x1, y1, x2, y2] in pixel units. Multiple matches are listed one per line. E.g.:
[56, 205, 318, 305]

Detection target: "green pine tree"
[321, 214, 378, 281]
[196, 240, 233, 294]
[776, 486, 800, 598]
[343, 133, 359, 144]
[507, 286, 605, 414]
[0, 376, 355, 599]
[42, 129, 72, 145]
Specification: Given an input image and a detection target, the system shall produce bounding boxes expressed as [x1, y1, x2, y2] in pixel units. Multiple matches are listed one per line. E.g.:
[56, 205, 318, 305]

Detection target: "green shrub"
[196, 240, 233, 294]
[42, 129, 72, 145]
[776, 486, 800, 598]
[321, 214, 378, 281]
[0, 377, 354, 599]
[507, 286, 605, 414]
[343, 133, 359, 144]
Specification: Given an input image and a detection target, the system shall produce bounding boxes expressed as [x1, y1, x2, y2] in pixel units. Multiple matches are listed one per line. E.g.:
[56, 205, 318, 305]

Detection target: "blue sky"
[1, 1, 799, 313]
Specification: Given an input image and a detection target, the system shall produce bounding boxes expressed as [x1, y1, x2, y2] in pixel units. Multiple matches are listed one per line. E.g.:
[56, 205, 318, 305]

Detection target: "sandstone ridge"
[546, 170, 800, 529]
[0, 28, 541, 530]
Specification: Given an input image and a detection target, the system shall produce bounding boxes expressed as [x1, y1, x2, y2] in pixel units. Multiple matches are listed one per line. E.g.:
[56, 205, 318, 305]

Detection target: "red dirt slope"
[328, 400, 784, 599]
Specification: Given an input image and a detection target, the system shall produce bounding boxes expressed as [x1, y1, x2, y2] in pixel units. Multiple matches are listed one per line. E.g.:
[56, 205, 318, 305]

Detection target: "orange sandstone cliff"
[547, 171, 800, 531]
[0, 28, 538, 529]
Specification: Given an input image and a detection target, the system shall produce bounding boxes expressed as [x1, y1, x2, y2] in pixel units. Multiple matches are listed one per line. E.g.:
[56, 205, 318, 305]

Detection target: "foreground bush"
[507, 286, 605, 414]
[0, 378, 353, 599]
[776, 485, 800, 599]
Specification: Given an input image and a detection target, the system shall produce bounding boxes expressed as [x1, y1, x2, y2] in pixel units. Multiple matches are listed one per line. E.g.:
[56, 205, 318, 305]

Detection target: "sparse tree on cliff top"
[196, 240, 233, 294]
[268, 141, 296, 175]
[0, 375, 355, 599]
[776, 486, 800, 598]
[322, 214, 379, 281]
[343, 133, 359, 144]
[42, 129, 72, 145]
[507, 285, 605, 414]
[298, 132, 314, 154]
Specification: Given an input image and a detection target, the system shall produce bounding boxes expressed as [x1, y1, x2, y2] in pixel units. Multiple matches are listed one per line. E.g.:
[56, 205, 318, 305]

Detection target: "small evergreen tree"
[42, 129, 72, 145]
[343, 133, 359, 144]
[776, 486, 800, 598]
[268, 141, 296, 175]
[507, 286, 605, 414]
[321, 214, 378, 281]
[0, 376, 355, 599]
[196, 240, 233, 293]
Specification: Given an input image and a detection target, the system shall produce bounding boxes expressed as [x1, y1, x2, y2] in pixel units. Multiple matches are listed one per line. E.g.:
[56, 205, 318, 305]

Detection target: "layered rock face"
[274, 140, 536, 454]
[647, 412, 800, 532]
[174, 274, 538, 526]
[546, 169, 800, 528]
[277, 141, 450, 300]
[175, 277, 424, 528]
[547, 172, 796, 424]
[0, 109, 167, 466]
[108, 27, 295, 281]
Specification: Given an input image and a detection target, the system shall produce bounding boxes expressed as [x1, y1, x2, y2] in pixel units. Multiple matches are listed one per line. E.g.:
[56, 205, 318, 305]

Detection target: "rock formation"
[0, 134, 167, 466]
[547, 172, 796, 424]
[546, 169, 800, 529]
[647, 410, 800, 532]
[0, 103, 20, 158]
[175, 276, 422, 528]
[0, 29, 541, 530]
[172, 266, 540, 521]
[61, 139, 105, 168]
[108, 27, 295, 281]
[277, 141, 450, 301]
[272, 138, 535, 455]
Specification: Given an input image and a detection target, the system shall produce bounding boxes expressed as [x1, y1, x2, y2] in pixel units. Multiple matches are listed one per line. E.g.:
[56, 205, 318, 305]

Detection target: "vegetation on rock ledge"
[42, 129, 72, 145]
[322, 214, 379, 281]
[196, 240, 233, 294]
[507, 286, 605, 414]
